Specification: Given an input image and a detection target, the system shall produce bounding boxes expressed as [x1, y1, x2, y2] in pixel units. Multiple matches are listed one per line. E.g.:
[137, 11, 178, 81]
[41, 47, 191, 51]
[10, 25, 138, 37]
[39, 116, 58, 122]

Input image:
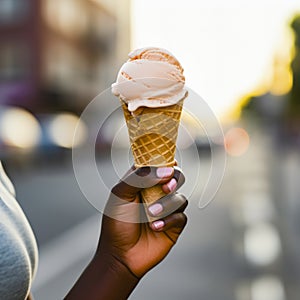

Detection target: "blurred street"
[5, 129, 298, 300]
[1, 1, 300, 299]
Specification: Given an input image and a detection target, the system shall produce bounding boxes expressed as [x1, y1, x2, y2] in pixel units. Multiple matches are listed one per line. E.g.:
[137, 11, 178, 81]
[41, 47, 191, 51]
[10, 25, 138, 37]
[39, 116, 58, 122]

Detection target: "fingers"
[148, 193, 188, 218]
[161, 166, 185, 194]
[111, 166, 175, 202]
[150, 212, 188, 234]
[148, 192, 188, 236]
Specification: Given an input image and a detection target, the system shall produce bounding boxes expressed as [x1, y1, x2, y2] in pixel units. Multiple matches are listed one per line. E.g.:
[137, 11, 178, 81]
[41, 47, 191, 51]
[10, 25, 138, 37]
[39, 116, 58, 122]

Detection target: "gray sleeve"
[0, 161, 16, 197]
[0, 163, 38, 300]
[0, 221, 32, 300]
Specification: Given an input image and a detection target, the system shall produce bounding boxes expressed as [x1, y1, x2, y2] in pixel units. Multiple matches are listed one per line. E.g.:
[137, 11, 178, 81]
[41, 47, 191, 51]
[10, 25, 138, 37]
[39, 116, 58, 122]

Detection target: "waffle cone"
[121, 94, 187, 208]
[121, 98, 185, 168]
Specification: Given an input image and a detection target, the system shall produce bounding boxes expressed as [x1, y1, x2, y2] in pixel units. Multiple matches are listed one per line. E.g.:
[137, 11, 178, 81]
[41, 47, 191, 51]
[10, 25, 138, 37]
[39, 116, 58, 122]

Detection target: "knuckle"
[177, 213, 188, 227]
[174, 212, 187, 224]
[135, 167, 151, 177]
[173, 167, 185, 183]
[174, 193, 188, 204]
[111, 184, 121, 196]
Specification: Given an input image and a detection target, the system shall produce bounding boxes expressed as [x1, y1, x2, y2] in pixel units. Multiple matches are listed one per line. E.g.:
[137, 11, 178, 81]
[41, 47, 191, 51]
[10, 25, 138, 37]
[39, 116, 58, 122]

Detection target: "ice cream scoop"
[112, 47, 187, 112]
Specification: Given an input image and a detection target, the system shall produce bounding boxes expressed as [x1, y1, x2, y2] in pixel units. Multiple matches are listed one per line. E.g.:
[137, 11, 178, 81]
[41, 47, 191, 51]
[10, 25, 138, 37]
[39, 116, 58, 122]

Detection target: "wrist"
[66, 252, 140, 300]
[95, 252, 140, 299]
[96, 250, 140, 279]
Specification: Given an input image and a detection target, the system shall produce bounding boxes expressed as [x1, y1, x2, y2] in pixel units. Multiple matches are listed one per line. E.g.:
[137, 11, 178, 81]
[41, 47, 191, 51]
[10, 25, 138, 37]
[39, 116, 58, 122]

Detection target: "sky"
[131, 0, 300, 119]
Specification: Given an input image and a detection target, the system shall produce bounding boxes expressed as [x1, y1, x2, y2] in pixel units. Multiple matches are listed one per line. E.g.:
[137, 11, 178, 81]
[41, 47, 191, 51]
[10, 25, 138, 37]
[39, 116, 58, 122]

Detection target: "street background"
[1, 1, 300, 299]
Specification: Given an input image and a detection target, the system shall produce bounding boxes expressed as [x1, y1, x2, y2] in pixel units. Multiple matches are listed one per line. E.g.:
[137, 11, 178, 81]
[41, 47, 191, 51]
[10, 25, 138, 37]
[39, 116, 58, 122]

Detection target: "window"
[0, 0, 29, 25]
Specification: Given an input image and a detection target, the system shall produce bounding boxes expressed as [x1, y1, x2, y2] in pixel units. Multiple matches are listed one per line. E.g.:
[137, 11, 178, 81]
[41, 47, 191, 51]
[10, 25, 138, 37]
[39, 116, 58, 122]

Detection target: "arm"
[65, 166, 187, 299]
[65, 252, 139, 299]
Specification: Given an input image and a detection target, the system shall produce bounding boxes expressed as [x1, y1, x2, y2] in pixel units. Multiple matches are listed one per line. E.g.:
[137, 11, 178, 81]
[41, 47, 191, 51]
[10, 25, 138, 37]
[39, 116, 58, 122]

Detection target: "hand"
[66, 166, 188, 300]
[99, 166, 188, 278]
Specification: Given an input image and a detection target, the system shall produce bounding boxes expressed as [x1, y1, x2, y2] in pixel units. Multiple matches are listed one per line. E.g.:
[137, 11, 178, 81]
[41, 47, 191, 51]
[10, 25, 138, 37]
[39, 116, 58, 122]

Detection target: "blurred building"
[0, 0, 131, 113]
[289, 15, 300, 117]
[241, 56, 289, 123]
[0, 0, 39, 108]
[241, 14, 300, 147]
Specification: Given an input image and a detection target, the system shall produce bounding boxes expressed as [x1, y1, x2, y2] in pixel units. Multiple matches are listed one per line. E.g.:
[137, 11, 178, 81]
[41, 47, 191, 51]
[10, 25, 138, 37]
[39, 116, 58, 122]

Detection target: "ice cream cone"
[113, 47, 187, 213]
[121, 93, 187, 208]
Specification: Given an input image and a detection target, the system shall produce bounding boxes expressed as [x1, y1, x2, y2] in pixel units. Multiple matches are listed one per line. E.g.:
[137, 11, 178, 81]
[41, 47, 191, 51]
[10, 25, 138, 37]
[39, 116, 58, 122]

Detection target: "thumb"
[111, 167, 175, 202]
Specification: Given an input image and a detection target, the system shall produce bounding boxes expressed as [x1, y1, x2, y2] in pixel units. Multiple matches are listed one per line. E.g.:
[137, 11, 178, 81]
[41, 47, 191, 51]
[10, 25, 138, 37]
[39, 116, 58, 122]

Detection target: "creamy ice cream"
[111, 47, 187, 112]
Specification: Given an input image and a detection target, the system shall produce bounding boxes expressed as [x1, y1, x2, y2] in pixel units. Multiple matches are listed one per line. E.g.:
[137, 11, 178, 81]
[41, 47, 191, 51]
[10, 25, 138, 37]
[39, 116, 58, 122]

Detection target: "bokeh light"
[0, 107, 41, 149]
[244, 223, 281, 267]
[224, 127, 250, 156]
[48, 113, 87, 148]
[251, 276, 285, 300]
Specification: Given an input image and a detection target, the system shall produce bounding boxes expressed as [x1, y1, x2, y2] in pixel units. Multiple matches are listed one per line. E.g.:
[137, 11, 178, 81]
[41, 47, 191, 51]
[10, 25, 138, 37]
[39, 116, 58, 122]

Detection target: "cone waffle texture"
[121, 97, 185, 168]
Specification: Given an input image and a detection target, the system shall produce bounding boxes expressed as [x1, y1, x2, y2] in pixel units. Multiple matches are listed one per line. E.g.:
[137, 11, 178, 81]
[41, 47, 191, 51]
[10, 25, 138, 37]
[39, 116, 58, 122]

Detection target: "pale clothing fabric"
[0, 162, 38, 300]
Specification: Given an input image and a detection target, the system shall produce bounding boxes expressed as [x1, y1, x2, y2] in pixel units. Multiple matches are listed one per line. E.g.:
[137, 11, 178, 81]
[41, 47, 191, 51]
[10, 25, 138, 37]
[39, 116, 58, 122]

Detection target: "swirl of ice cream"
[111, 47, 187, 112]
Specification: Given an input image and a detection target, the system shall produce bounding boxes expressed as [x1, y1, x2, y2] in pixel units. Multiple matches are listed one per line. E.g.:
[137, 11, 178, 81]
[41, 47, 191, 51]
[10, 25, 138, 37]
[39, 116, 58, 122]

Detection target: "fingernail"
[156, 167, 173, 178]
[152, 220, 165, 230]
[148, 203, 163, 216]
[167, 178, 177, 193]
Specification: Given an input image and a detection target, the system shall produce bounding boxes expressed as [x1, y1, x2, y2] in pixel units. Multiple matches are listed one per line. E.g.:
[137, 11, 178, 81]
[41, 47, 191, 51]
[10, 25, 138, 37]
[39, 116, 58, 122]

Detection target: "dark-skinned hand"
[66, 166, 188, 300]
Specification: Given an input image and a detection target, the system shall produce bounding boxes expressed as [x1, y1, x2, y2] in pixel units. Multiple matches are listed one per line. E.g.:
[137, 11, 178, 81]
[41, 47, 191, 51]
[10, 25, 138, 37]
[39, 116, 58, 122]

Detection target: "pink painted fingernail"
[148, 203, 163, 216]
[167, 178, 177, 193]
[152, 220, 165, 230]
[156, 167, 173, 178]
